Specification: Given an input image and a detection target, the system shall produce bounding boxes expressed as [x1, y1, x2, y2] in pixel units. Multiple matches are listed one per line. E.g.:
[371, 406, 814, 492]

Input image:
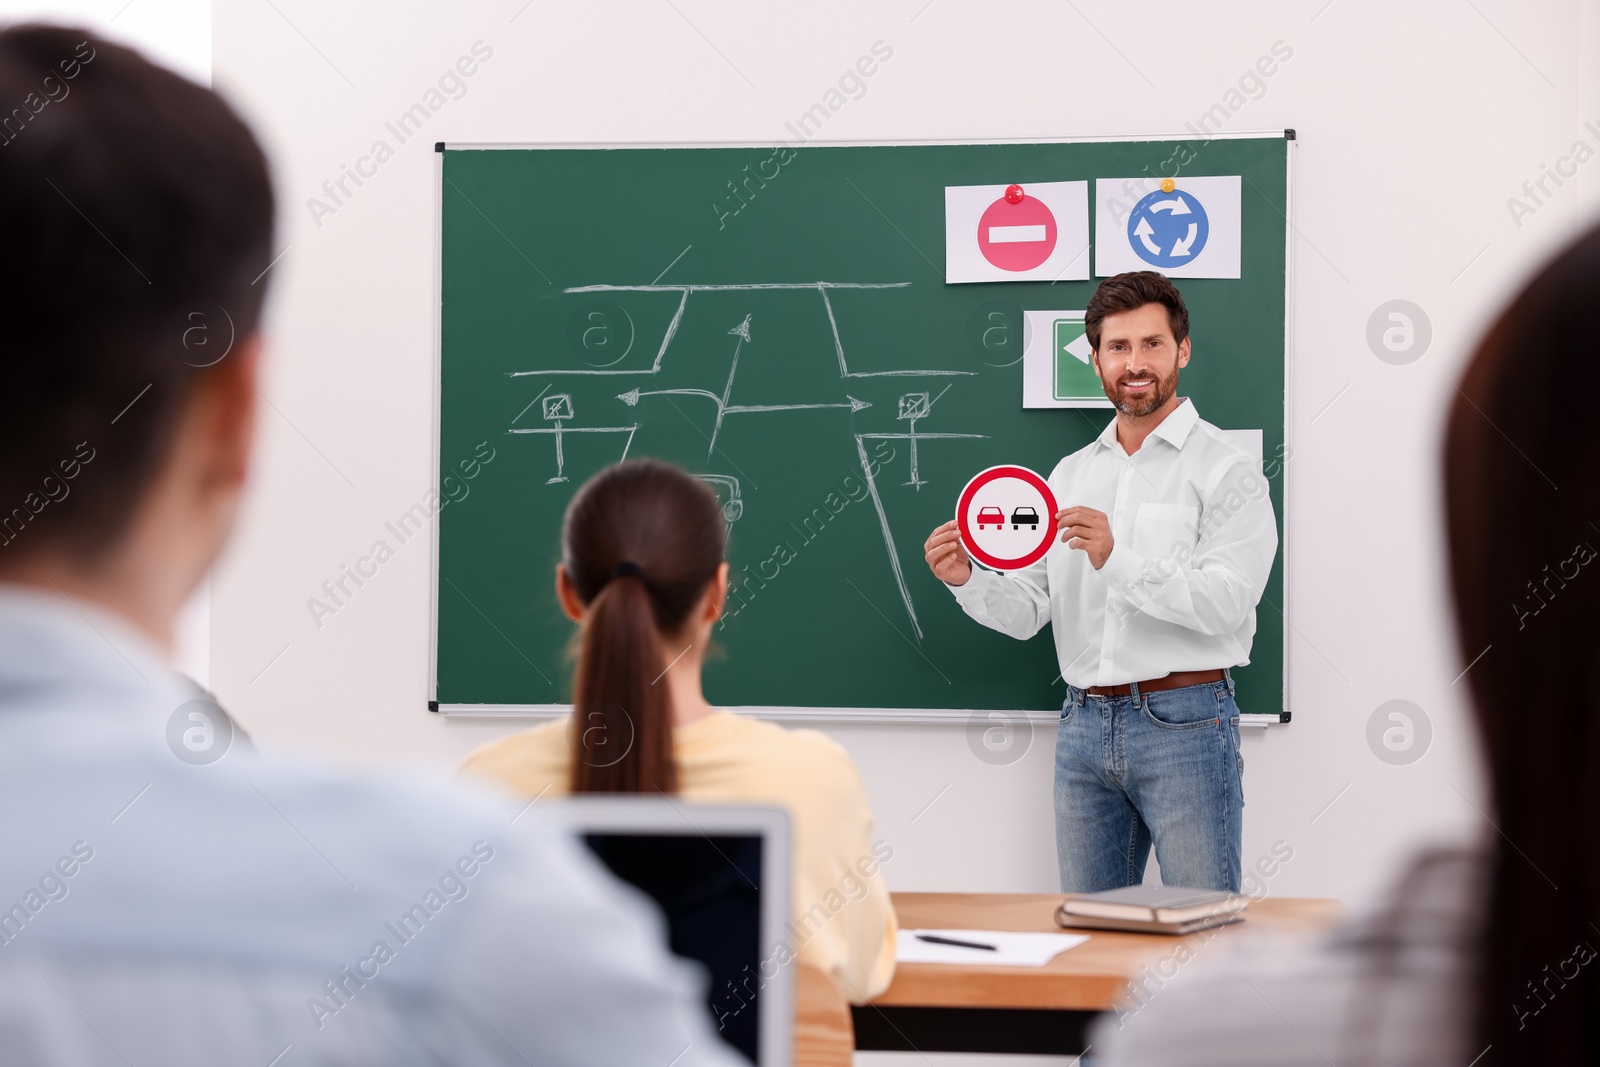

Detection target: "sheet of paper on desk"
[897, 929, 1090, 967]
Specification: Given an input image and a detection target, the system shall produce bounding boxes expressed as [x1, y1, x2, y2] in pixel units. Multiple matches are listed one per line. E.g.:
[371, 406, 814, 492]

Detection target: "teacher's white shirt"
[948, 398, 1278, 689]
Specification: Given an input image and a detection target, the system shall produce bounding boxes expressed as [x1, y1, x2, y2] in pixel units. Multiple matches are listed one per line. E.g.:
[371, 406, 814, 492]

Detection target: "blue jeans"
[1054, 672, 1244, 892]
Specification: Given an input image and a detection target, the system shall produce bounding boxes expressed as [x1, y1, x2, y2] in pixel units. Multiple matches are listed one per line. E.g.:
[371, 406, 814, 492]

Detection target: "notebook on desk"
[1056, 884, 1248, 935]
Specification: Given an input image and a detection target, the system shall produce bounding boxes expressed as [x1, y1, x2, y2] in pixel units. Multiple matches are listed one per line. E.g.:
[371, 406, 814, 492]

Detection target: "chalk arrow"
[848, 395, 871, 412]
[617, 388, 640, 406]
[1169, 222, 1199, 258]
[1134, 217, 1163, 256]
[1149, 198, 1191, 215]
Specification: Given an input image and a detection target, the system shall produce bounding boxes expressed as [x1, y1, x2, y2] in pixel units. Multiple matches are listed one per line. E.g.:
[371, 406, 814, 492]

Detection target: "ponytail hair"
[560, 460, 726, 794]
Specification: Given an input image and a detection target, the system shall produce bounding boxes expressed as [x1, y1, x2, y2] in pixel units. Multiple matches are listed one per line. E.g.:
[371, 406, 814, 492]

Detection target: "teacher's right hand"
[923, 520, 972, 587]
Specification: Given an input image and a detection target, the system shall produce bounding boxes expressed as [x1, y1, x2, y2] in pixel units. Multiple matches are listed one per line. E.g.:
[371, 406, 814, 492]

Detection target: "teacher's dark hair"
[561, 460, 725, 794]
[1085, 270, 1190, 351]
[1444, 220, 1600, 1064]
[0, 25, 274, 559]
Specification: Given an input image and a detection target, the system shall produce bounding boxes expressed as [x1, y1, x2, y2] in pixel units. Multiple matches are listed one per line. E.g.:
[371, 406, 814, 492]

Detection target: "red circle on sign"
[977, 194, 1057, 272]
[956, 465, 1060, 571]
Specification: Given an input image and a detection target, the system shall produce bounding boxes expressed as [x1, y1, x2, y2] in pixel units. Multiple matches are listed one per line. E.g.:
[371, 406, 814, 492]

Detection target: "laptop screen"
[582, 832, 764, 1064]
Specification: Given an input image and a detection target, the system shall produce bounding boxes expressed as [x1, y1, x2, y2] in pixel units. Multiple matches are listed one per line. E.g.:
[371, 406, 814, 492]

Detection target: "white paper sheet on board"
[945, 181, 1090, 284]
[1021, 309, 1112, 409]
[1095, 175, 1242, 278]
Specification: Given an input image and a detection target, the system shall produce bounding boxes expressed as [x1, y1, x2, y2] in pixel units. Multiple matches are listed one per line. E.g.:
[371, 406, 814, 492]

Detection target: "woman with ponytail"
[460, 459, 897, 1001]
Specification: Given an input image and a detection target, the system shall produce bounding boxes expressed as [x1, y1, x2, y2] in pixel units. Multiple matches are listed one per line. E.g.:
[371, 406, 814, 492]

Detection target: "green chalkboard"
[434, 136, 1290, 717]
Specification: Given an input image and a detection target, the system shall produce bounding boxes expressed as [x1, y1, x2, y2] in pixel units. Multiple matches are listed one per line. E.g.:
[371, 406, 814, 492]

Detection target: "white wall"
[208, 0, 1600, 910]
[0, 0, 208, 82]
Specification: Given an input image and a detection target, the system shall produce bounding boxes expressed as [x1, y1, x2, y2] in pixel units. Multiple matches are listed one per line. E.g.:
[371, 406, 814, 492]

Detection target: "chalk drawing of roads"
[504, 281, 988, 642]
[507, 388, 637, 483]
[508, 282, 977, 381]
[855, 379, 986, 639]
[617, 314, 873, 459]
[694, 474, 744, 527]
[895, 383, 965, 490]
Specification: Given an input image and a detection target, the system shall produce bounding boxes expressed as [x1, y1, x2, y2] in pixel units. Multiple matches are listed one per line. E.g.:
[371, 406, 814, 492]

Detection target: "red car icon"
[976, 506, 1005, 530]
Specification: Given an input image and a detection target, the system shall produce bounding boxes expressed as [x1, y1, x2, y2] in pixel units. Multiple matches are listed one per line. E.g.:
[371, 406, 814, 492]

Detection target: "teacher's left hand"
[1057, 506, 1113, 570]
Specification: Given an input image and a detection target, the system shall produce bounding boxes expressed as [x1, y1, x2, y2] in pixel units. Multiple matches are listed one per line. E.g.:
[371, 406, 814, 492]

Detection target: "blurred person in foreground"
[1092, 222, 1600, 1064]
[0, 24, 741, 1067]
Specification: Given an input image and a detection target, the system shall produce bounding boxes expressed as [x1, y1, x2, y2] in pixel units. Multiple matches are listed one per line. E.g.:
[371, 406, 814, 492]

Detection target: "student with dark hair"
[924, 271, 1278, 893]
[1092, 222, 1600, 1066]
[0, 24, 739, 1066]
[460, 459, 898, 1001]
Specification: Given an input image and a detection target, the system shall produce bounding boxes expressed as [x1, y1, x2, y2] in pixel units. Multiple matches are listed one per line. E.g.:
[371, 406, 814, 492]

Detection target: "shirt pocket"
[1131, 502, 1200, 563]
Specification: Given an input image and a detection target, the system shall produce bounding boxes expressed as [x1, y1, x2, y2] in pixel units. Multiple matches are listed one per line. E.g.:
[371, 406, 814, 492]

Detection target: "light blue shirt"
[0, 585, 743, 1067]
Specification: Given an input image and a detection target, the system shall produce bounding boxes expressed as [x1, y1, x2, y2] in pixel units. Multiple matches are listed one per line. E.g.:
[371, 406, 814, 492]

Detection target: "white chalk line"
[507, 426, 639, 434]
[513, 281, 968, 382]
[855, 435, 924, 642]
[565, 282, 913, 293]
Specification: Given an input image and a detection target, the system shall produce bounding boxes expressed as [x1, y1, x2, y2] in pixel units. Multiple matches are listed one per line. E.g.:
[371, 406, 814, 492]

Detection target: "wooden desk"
[854, 892, 1343, 1055]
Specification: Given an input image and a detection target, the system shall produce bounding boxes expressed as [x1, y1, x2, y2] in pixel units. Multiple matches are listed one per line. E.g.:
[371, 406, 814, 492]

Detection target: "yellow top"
[457, 711, 899, 1001]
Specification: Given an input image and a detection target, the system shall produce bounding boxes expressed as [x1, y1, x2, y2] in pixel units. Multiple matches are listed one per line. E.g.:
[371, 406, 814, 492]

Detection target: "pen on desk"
[915, 933, 997, 951]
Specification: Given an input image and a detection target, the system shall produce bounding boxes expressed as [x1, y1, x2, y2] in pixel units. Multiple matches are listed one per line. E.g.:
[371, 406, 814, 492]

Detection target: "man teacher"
[923, 272, 1278, 893]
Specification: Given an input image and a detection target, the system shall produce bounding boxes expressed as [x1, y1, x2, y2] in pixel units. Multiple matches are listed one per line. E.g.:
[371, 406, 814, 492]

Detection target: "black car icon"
[1011, 506, 1039, 530]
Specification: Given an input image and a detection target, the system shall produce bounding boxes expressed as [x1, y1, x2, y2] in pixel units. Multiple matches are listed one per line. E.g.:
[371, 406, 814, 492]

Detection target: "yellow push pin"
[1160, 178, 1176, 193]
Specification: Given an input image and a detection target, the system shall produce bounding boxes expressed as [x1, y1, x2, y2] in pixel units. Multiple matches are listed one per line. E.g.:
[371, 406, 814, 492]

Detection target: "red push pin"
[1004, 183, 1025, 204]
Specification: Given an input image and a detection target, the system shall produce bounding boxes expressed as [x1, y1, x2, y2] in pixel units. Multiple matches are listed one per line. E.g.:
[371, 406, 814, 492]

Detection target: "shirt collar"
[1095, 414, 1121, 450]
[1149, 397, 1199, 448]
[0, 582, 179, 701]
[1096, 397, 1199, 453]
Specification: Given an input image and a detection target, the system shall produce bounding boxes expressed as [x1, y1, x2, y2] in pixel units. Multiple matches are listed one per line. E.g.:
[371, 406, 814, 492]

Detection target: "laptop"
[542, 797, 793, 1067]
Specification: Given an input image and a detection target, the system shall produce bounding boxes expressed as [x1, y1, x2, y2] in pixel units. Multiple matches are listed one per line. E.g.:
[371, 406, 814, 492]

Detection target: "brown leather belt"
[1087, 669, 1225, 697]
